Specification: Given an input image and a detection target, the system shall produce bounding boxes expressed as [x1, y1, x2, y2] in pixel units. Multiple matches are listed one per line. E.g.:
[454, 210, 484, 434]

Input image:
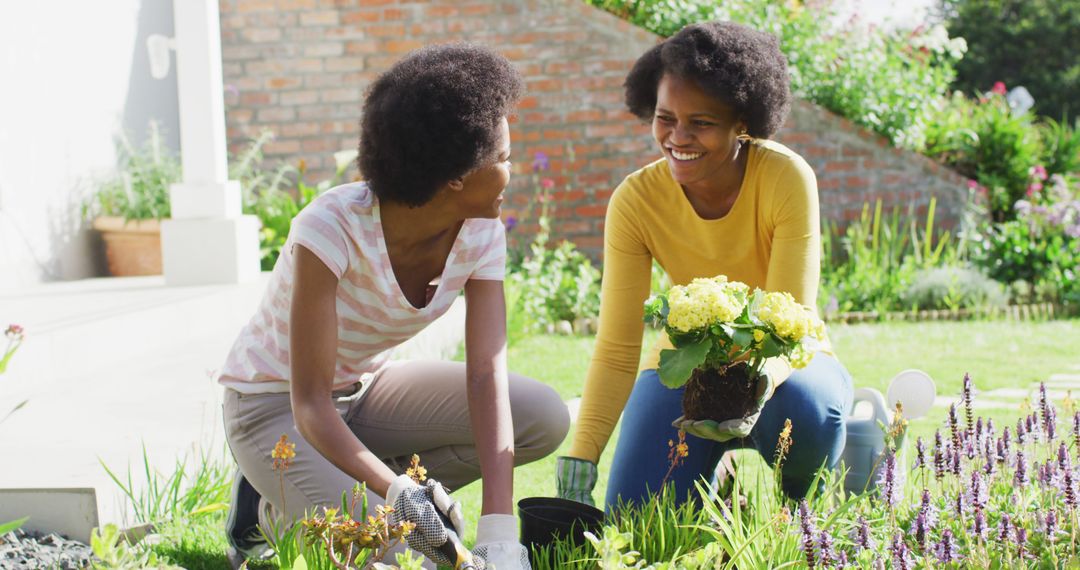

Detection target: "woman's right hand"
[386, 474, 468, 567]
[555, 456, 598, 507]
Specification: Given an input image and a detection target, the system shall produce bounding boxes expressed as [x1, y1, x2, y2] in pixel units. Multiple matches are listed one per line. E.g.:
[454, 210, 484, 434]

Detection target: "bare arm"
[463, 278, 514, 515]
[289, 244, 397, 498]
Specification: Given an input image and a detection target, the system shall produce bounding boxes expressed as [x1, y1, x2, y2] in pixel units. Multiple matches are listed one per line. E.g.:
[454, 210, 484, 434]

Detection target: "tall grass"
[820, 197, 958, 315]
[100, 444, 233, 525]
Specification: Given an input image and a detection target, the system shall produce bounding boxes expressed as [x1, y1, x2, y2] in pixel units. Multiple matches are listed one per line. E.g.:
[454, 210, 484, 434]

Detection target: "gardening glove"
[472, 514, 531, 570]
[673, 372, 774, 443]
[386, 474, 468, 567]
[555, 456, 598, 507]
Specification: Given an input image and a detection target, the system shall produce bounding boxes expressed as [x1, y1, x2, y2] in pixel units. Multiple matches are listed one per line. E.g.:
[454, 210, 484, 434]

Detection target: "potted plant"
[85, 123, 178, 276]
[643, 275, 826, 422]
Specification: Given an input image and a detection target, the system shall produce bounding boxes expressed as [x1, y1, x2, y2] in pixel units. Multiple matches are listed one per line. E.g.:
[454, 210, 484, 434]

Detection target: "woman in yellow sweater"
[555, 21, 854, 509]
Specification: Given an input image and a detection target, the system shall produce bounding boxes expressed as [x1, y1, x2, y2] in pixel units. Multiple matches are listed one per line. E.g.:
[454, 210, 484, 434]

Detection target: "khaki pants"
[223, 360, 569, 538]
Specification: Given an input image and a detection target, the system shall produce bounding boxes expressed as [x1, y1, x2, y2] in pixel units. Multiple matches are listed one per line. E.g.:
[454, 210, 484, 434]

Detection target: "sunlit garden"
[4, 0, 1080, 568]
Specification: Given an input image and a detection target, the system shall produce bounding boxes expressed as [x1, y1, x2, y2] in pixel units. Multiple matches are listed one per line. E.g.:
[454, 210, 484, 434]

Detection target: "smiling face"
[652, 74, 746, 193]
[457, 117, 512, 219]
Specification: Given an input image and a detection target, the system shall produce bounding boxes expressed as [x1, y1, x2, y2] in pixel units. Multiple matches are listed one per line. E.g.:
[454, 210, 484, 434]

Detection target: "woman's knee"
[510, 374, 570, 462]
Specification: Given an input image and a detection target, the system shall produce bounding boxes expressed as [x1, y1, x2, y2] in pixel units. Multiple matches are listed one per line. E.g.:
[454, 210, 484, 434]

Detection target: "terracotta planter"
[92, 216, 162, 276]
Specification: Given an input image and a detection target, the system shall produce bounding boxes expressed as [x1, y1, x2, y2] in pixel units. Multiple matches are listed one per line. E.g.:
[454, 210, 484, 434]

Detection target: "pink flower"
[4, 324, 22, 340]
[991, 81, 1007, 96]
[967, 179, 979, 190]
[1026, 183, 1043, 197]
[1029, 165, 1048, 181]
[540, 178, 555, 190]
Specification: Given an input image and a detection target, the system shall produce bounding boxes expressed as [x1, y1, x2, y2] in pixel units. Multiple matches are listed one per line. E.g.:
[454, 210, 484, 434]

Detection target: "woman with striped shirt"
[219, 44, 566, 570]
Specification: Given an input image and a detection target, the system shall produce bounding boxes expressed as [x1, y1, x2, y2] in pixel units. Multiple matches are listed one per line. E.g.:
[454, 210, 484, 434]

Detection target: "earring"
[737, 128, 751, 141]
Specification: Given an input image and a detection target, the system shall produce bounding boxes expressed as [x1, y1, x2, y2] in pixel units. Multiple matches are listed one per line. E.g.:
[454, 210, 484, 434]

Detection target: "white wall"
[0, 0, 179, 291]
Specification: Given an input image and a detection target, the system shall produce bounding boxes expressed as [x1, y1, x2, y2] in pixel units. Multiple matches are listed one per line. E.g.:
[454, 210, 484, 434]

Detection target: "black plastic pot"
[518, 497, 605, 564]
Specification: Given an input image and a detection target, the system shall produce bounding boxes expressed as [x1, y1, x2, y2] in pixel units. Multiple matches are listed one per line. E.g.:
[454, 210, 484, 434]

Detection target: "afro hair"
[624, 21, 791, 139]
[359, 43, 523, 207]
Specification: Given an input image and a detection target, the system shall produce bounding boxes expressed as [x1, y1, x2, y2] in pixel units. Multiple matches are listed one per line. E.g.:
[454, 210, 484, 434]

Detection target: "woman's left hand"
[672, 372, 773, 442]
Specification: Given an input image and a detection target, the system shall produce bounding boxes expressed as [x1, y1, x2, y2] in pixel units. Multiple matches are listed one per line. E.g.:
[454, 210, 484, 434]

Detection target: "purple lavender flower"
[876, 450, 904, 508]
[966, 471, 988, 511]
[503, 215, 518, 232]
[1039, 382, 1050, 430]
[817, 530, 835, 567]
[851, 515, 874, 552]
[934, 529, 959, 564]
[799, 500, 817, 568]
[986, 418, 996, 441]
[890, 532, 913, 570]
[1073, 411, 1080, 455]
[1063, 469, 1078, 511]
[1017, 418, 1027, 445]
[975, 416, 985, 447]
[1015, 527, 1028, 561]
[1045, 509, 1060, 543]
[912, 508, 931, 552]
[919, 489, 938, 527]
[1015, 449, 1030, 485]
[954, 491, 964, 516]
[984, 444, 996, 476]
[970, 508, 988, 542]
[948, 403, 962, 448]
[914, 436, 926, 469]
[997, 513, 1012, 544]
[963, 373, 975, 436]
[1047, 405, 1058, 441]
[836, 550, 848, 568]
[950, 446, 962, 476]
[933, 431, 946, 480]
[1058, 442, 1071, 471]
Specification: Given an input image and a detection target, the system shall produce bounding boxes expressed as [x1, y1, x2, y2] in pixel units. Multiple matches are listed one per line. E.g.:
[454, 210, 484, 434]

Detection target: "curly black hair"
[624, 21, 791, 139]
[359, 43, 523, 207]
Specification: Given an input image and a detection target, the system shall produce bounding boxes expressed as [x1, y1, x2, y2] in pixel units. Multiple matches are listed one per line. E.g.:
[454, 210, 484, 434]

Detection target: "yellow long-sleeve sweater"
[568, 139, 827, 463]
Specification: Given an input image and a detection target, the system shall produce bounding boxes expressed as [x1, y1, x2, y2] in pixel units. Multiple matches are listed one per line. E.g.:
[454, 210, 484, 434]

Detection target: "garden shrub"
[820, 199, 956, 315]
[942, 0, 1080, 122]
[924, 88, 1044, 221]
[969, 173, 1080, 306]
[585, 0, 966, 150]
[901, 265, 1007, 311]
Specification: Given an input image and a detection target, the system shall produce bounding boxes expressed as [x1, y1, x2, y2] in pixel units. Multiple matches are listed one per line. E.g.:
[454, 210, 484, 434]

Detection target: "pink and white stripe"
[219, 182, 505, 394]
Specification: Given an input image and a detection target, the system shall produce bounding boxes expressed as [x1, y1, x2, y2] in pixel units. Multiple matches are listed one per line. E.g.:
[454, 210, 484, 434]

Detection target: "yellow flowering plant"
[643, 275, 827, 390]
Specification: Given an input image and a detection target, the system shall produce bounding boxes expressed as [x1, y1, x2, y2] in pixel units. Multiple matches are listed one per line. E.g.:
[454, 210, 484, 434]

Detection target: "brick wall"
[219, 0, 969, 259]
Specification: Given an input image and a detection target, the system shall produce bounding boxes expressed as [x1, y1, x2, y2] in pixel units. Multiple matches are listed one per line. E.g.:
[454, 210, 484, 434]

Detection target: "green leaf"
[0, 517, 27, 534]
[731, 328, 753, 350]
[658, 339, 710, 388]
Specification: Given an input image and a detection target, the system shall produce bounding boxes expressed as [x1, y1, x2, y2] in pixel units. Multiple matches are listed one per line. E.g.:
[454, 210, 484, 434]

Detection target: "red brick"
[845, 176, 872, 188]
[385, 39, 424, 53]
[299, 10, 339, 26]
[425, 5, 458, 17]
[585, 124, 627, 138]
[240, 92, 272, 106]
[345, 40, 379, 54]
[824, 160, 858, 172]
[342, 10, 381, 24]
[267, 77, 302, 89]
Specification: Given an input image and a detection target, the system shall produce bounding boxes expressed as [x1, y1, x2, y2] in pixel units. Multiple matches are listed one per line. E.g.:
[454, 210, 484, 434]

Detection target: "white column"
[161, 0, 260, 285]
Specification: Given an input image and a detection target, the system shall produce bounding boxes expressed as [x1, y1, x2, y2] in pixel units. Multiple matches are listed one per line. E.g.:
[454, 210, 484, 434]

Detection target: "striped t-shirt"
[218, 182, 506, 394]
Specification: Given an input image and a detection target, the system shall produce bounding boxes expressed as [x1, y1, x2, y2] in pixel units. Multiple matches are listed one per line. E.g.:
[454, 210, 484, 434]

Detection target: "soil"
[0, 529, 92, 569]
[681, 362, 758, 423]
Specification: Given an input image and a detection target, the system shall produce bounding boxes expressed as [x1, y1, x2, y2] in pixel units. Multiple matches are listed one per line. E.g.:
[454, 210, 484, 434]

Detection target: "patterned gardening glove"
[472, 514, 531, 570]
[555, 456, 598, 507]
[673, 371, 775, 442]
[386, 474, 467, 567]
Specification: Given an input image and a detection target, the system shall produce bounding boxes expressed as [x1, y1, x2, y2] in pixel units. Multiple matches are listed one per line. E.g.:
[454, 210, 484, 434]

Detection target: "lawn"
[142, 318, 1080, 567]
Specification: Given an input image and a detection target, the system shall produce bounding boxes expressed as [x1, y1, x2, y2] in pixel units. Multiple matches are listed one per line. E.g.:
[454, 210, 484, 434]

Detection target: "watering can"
[841, 369, 936, 495]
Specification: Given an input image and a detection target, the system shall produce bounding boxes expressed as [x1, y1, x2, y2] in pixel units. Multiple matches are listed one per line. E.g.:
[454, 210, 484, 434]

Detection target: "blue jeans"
[605, 353, 853, 510]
